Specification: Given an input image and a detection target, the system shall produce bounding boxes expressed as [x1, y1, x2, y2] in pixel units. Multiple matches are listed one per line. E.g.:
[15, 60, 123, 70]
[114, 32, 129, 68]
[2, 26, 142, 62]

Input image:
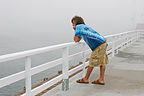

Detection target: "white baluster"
[62, 47, 69, 91]
[112, 37, 115, 57]
[25, 56, 32, 96]
[82, 43, 86, 78]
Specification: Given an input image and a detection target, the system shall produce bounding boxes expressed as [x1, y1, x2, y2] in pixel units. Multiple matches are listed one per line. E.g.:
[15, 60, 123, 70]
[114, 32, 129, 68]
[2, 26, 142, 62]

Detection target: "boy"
[71, 16, 109, 85]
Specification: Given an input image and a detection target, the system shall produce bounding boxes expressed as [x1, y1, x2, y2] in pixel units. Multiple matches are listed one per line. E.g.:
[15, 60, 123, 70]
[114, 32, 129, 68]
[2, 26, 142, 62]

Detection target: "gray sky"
[0, 0, 144, 54]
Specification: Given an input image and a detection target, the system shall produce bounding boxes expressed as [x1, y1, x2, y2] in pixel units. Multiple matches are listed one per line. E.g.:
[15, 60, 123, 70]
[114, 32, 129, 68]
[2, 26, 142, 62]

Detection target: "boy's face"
[72, 20, 76, 30]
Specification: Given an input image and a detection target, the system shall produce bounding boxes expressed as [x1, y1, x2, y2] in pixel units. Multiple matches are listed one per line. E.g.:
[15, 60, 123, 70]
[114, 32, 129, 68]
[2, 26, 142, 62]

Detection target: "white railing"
[0, 30, 141, 96]
[137, 30, 144, 38]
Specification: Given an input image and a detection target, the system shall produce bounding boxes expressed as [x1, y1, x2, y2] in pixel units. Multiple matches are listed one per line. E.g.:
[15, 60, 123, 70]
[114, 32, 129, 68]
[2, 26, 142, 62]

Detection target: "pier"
[0, 30, 144, 96]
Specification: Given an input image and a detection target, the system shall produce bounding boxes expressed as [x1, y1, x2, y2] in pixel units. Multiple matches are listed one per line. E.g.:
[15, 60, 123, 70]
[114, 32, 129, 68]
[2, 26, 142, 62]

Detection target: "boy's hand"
[74, 36, 82, 42]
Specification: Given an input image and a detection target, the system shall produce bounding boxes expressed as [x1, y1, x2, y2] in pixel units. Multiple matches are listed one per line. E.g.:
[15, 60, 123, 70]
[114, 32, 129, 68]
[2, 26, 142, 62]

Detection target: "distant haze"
[0, 0, 144, 54]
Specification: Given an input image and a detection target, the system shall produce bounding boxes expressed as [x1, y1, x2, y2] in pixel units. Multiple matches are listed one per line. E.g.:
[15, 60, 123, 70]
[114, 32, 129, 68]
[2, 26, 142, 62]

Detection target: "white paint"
[25, 56, 32, 96]
[62, 47, 69, 79]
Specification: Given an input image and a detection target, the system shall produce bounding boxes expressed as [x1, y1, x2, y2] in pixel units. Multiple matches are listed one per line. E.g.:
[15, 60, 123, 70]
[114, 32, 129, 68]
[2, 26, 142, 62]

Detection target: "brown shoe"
[76, 79, 89, 84]
[91, 80, 105, 85]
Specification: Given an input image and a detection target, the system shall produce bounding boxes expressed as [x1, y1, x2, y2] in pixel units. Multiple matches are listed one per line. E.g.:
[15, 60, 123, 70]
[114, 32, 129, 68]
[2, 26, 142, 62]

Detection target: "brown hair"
[71, 16, 85, 25]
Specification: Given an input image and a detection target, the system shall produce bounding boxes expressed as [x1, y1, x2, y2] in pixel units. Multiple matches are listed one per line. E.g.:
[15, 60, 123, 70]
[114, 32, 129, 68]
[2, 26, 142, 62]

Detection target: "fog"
[0, 0, 144, 54]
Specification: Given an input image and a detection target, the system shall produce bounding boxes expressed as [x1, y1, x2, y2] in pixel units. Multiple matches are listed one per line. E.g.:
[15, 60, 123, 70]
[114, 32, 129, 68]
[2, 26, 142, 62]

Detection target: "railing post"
[136, 31, 139, 41]
[25, 56, 32, 96]
[137, 31, 140, 39]
[62, 47, 69, 91]
[82, 43, 86, 78]
[129, 33, 132, 44]
[125, 34, 128, 47]
[139, 31, 142, 38]
[139, 31, 141, 38]
[132, 32, 135, 43]
[125, 33, 129, 47]
[127, 34, 130, 46]
[115, 36, 119, 55]
[112, 38, 115, 57]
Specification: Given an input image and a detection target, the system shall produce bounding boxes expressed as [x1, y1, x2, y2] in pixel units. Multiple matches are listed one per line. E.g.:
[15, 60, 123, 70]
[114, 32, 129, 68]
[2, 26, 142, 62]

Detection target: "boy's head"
[71, 16, 85, 30]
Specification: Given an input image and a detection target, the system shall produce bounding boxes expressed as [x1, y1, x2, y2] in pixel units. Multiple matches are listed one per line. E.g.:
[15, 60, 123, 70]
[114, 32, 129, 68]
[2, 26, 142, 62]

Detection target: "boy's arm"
[74, 36, 82, 42]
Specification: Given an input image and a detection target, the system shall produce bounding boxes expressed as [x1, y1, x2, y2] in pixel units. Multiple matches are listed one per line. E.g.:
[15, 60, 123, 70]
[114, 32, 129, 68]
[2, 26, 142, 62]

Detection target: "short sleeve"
[75, 33, 81, 38]
[75, 25, 82, 38]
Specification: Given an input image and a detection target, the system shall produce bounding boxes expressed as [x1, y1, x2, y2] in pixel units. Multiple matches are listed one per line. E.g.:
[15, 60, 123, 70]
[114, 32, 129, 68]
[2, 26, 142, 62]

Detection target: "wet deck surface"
[43, 38, 144, 96]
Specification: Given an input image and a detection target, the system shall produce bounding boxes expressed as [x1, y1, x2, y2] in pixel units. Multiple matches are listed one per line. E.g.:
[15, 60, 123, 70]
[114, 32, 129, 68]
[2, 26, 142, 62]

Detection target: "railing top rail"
[0, 42, 75, 63]
[136, 30, 144, 32]
[104, 30, 135, 38]
[0, 31, 136, 63]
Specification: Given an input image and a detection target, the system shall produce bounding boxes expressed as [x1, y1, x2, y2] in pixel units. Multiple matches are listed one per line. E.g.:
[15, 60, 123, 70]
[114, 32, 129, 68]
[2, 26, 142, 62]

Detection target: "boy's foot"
[91, 80, 105, 85]
[76, 78, 89, 84]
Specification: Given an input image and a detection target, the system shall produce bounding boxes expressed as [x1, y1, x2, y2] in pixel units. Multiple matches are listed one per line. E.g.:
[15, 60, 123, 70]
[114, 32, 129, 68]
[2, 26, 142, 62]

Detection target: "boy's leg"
[84, 66, 93, 81]
[77, 66, 93, 83]
[91, 64, 106, 85]
[99, 64, 106, 83]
